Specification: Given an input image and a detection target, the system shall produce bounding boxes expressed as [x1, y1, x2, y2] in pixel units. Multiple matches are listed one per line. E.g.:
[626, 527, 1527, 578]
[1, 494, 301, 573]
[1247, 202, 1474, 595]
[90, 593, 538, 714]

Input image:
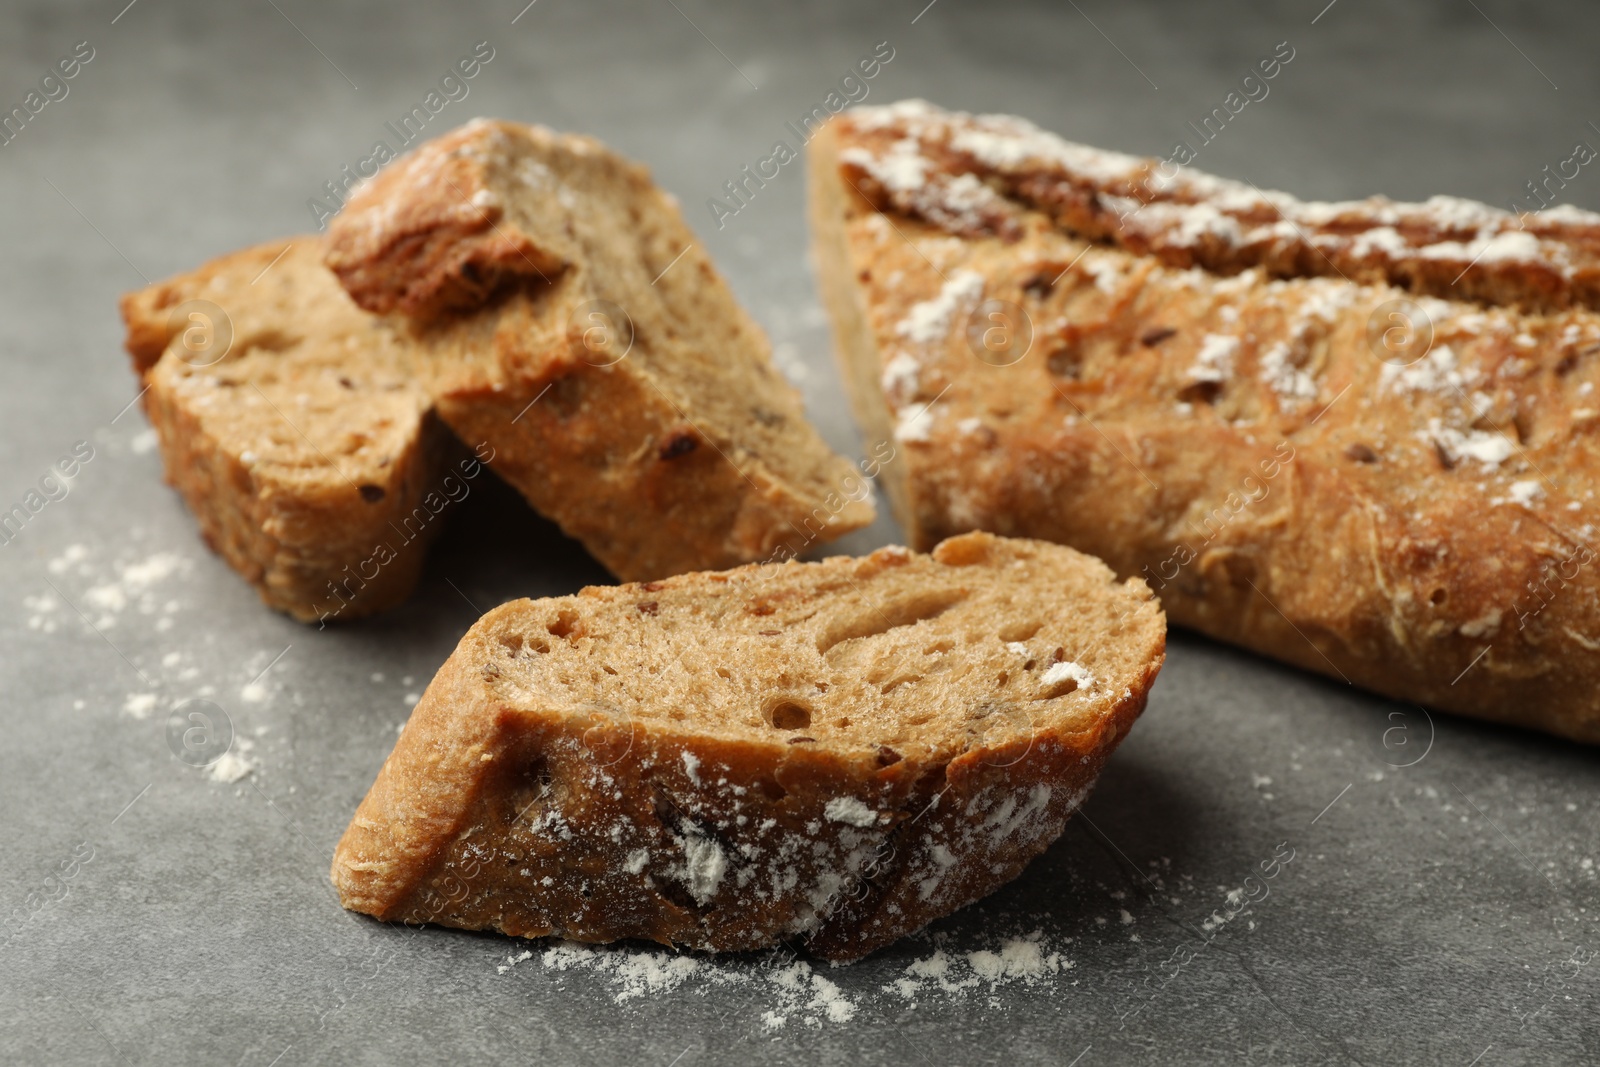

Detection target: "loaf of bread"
[326, 119, 874, 582]
[810, 99, 1600, 744]
[120, 239, 460, 622]
[330, 532, 1165, 961]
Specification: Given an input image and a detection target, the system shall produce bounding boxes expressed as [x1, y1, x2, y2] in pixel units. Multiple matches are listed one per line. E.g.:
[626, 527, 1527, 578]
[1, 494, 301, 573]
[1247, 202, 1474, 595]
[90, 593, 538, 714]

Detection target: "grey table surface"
[2, 0, 1597, 1063]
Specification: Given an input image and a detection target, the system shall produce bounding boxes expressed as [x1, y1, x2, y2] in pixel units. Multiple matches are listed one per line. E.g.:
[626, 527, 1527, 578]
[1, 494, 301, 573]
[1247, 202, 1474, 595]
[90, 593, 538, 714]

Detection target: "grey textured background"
[2, 1, 1598, 1064]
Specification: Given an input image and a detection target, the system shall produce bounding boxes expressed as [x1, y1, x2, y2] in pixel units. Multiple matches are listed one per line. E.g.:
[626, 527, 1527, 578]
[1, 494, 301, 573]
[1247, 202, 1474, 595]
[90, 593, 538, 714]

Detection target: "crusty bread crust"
[331, 532, 1166, 961]
[119, 239, 460, 622]
[811, 101, 1600, 744]
[325, 119, 874, 581]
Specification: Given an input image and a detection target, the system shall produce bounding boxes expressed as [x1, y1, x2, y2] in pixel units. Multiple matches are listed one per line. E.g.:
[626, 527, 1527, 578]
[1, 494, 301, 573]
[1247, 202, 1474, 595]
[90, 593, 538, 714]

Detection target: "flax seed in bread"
[810, 99, 1600, 744]
[119, 238, 461, 622]
[325, 119, 874, 582]
[330, 532, 1165, 961]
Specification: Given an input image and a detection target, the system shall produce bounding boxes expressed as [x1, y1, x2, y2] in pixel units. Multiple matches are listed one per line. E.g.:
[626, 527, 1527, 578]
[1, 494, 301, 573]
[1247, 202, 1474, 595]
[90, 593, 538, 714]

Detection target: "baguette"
[325, 119, 874, 582]
[330, 532, 1165, 961]
[810, 100, 1600, 744]
[119, 239, 461, 622]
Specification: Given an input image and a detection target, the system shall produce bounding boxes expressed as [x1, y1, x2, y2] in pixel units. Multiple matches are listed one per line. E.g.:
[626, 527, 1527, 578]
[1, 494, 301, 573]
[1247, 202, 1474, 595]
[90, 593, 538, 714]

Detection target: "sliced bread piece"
[120, 238, 462, 622]
[324, 119, 874, 581]
[809, 99, 1600, 744]
[330, 531, 1165, 961]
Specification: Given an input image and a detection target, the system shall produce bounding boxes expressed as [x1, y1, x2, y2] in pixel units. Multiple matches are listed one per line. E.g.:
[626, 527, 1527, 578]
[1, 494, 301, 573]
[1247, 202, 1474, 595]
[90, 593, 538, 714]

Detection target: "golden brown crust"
[812, 101, 1600, 745]
[119, 239, 460, 622]
[330, 532, 1166, 961]
[324, 121, 574, 317]
[833, 100, 1600, 315]
[324, 119, 873, 581]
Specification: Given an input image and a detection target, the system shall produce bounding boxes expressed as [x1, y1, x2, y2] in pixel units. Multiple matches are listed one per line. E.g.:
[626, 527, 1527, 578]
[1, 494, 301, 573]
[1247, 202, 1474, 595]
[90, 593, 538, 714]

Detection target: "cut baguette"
[330, 531, 1165, 961]
[119, 238, 461, 622]
[810, 100, 1600, 743]
[324, 119, 873, 582]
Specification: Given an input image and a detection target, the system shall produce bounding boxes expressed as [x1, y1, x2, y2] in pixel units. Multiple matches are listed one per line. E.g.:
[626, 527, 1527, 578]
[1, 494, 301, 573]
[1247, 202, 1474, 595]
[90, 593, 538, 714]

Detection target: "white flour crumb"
[679, 833, 728, 903]
[130, 429, 158, 454]
[76, 550, 188, 628]
[122, 693, 159, 720]
[1495, 479, 1542, 507]
[240, 681, 268, 704]
[511, 942, 860, 1028]
[206, 736, 258, 784]
[498, 949, 533, 974]
[403, 692, 421, 706]
[1190, 334, 1238, 383]
[824, 796, 880, 827]
[896, 269, 985, 346]
[681, 750, 702, 786]
[1040, 660, 1094, 690]
[47, 544, 89, 576]
[889, 932, 1071, 1000]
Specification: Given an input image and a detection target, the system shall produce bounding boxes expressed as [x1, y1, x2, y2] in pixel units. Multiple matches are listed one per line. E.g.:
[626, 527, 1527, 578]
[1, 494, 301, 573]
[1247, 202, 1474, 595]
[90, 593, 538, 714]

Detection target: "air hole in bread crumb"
[817, 589, 966, 654]
[835, 717, 852, 729]
[548, 609, 580, 639]
[754, 777, 787, 802]
[923, 639, 954, 655]
[1430, 588, 1448, 606]
[358, 484, 386, 503]
[1344, 443, 1379, 463]
[501, 633, 549, 655]
[998, 621, 1042, 642]
[1046, 347, 1083, 379]
[764, 698, 813, 730]
[877, 745, 902, 766]
[1178, 380, 1223, 404]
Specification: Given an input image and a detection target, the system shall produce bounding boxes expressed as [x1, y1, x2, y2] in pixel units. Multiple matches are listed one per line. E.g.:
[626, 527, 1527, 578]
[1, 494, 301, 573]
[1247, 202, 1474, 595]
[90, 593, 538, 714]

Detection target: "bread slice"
[330, 531, 1165, 961]
[120, 238, 461, 622]
[324, 119, 874, 582]
[810, 99, 1600, 744]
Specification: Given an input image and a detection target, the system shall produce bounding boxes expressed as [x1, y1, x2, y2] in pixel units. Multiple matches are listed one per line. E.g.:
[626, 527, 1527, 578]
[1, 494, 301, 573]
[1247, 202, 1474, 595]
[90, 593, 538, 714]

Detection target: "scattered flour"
[47, 545, 189, 630]
[122, 693, 159, 720]
[823, 796, 881, 827]
[501, 941, 861, 1030]
[678, 833, 728, 904]
[886, 932, 1073, 1001]
[206, 736, 258, 784]
[895, 269, 985, 346]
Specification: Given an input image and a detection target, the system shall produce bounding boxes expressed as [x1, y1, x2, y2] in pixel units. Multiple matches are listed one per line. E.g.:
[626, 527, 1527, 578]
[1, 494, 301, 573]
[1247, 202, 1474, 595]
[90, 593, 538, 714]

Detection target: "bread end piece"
[326, 118, 876, 580]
